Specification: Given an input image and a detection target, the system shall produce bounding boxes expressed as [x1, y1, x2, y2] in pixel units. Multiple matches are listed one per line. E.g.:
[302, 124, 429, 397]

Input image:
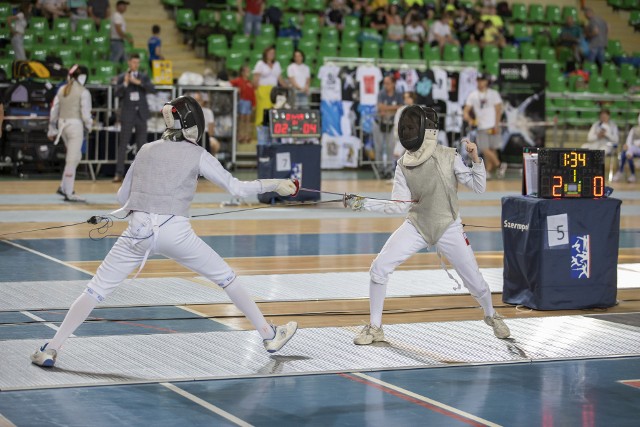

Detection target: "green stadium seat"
[68, 34, 85, 49]
[442, 44, 460, 61]
[538, 46, 556, 62]
[484, 61, 498, 76]
[382, 42, 400, 59]
[561, 6, 578, 21]
[299, 38, 317, 55]
[44, 32, 61, 47]
[620, 63, 637, 82]
[275, 37, 294, 55]
[321, 27, 339, 43]
[253, 36, 274, 53]
[344, 15, 360, 30]
[607, 40, 624, 58]
[547, 25, 561, 42]
[22, 32, 35, 50]
[286, 0, 305, 12]
[76, 19, 95, 38]
[607, 76, 626, 94]
[608, 0, 623, 10]
[342, 28, 359, 43]
[55, 47, 77, 67]
[511, 24, 530, 41]
[338, 41, 357, 57]
[52, 18, 71, 39]
[544, 6, 562, 25]
[30, 45, 49, 61]
[218, 11, 237, 33]
[99, 19, 111, 36]
[511, 3, 527, 22]
[302, 26, 319, 39]
[501, 45, 518, 60]
[520, 45, 537, 60]
[0, 3, 11, 20]
[482, 45, 499, 63]
[91, 61, 117, 84]
[29, 17, 48, 38]
[231, 34, 250, 51]
[91, 34, 110, 56]
[247, 49, 262, 68]
[266, 0, 284, 7]
[207, 34, 228, 57]
[601, 62, 617, 82]
[163, 0, 184, 7]
[424, 44, 440, 62]
[0, 58, 12, 80]
[547, 75, 566, 92]
[275, 50, 290, 65]
[463, 44, 480, 62]
[527, 4, 544, 23]
[303, 14, 320, 28]
[622, 0, 640, 10]
[176, 8, 196, 31]
[588, 75, 606, 93]
[361, 41, 379, 58]
[261, 24, 276, 40]
[198, 9, 216, 27]
[629, 10, 640, 30]
[306, 0, 326, 13]
[546, 61, 561, 79]
[402, 42, 420, 60]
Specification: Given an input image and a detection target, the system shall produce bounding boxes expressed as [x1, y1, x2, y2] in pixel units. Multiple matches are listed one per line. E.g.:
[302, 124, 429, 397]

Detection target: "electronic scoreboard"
[538, 148, 605, 198]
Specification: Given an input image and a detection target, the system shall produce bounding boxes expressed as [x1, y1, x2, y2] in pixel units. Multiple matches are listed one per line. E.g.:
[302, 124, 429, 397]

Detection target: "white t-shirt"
[111, 11, 125, 40]
[355, 65, 383, 106]
[202, 107, 214, 133]
[318, 64, 342, 101]
[458, 67, 478, 105]
[431, 67, 449, 101]
[428, 20, 451, 44]
[253, 60, 282, 87]
[465, 88, 503, 130]
[395, 69, 419, 93]
[287, 63, 310, 90]
[12, 12, 27, 34]
[405, 24, 425, 42]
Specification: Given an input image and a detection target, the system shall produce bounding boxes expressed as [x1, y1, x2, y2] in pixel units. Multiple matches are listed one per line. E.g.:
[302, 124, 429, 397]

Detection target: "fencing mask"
[161, 95, 205, 144]
[68, 64, 89, 86]
[398, 105, 439, 152]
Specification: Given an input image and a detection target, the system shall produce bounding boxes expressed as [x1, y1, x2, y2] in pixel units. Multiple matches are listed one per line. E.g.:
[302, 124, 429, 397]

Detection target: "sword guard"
[291, 178, 300, 197]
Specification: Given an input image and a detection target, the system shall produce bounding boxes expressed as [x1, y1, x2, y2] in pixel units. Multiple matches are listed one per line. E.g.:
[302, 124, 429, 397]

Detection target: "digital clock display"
[538, 148, 605, 198]
[269, 109, 321, 138]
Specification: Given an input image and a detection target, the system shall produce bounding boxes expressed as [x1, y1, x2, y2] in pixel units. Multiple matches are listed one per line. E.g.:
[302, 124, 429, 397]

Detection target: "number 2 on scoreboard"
[552, 176, 563, 197]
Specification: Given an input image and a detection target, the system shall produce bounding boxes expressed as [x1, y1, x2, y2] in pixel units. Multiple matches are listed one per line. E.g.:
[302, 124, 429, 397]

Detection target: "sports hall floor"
[0, 170, 639, 426]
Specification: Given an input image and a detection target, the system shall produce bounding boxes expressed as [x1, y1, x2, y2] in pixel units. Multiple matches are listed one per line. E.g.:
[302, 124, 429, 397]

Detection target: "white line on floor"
[1, 240, 93, 275]
[351, 372, 502, 427]
[19, 311, 75, 336]
[161, 383, 253, 427]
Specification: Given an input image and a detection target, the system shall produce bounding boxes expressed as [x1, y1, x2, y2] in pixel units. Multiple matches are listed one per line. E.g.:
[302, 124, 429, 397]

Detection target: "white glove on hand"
[260, 179, 298, 196]
[343, 194, 365, 211]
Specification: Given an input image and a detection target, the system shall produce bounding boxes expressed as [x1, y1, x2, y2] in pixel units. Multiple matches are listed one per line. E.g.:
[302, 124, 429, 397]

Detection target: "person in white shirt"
[613, 113, 640, 183]
[427, 12, 459, 50]
[404, 14, 425, 45]
[193, 91, 220, 155]
[287, 49, 311, 108]
[253, 45, 288, 126]
[30, 96, 299, 368]
[7, 1, 32, 61]
[463, 73, 505, 177]
[110, 0, 133, 64]
[582, 109, 619, 155]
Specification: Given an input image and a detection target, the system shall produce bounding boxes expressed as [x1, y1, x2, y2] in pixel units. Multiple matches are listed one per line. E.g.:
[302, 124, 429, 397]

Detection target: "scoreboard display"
[538, 148, 605, 198]
[269, 109, 321, 138]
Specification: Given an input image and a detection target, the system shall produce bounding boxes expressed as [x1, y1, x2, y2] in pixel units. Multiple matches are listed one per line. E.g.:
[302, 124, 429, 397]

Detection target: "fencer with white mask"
[345, 105, 510, 345]
[31, 96, 299, 367]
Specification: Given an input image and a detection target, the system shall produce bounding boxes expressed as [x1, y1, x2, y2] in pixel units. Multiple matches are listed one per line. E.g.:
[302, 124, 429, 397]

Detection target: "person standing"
[47, 65, 93, 202]
[30, 96, 299, 368]
[375, 75, 403, 178]
[113, 53, 155, 183]
[230, 65, 256, 143]
[287, 49, 311, 108]
[88, 0, 110, 31]
[584, 7, 608, 70]
[463, 73, 505, 178]
[238, 0, 263, 37]
[344, 106, 510, 345]
[7, 1, 32, 61]
[110, 0, 133, 64]
[614, 113, 640, 183]
[148, 25, 164, 71]
[252, 46, 288, 126]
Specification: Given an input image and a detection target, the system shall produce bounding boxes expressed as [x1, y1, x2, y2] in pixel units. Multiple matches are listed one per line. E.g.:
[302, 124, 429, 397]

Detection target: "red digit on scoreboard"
[593, 176, 604, 197]
[552, 176, 563, 197]
[281, 123, 288, 134]
[273, 123, 281, 134]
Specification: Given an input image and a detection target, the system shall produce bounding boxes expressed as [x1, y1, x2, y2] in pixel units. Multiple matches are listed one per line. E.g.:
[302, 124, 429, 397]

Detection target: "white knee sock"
[224, 277, 275, 340]
[48, 291, 99, 351]
[369, 280, 387, 327]
[61, 166, 76, 196]
[474, 289, 495, 317]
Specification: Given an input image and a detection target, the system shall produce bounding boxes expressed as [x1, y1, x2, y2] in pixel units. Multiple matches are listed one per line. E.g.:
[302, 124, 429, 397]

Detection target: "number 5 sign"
[547, 214, 569, 248]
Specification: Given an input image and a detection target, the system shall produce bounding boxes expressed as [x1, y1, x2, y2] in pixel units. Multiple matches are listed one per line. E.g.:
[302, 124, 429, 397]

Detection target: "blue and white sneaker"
[30, 343, 57, 367]
[263, 322, 298, 353]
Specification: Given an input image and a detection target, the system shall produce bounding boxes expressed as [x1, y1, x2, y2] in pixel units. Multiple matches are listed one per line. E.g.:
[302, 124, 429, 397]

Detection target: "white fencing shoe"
[64, 193, 87, 203]
[31, 343, 57, 367]
[263, 321, 298, 353]
[484, 313, 511, 339]
[354, 324, 385, 345]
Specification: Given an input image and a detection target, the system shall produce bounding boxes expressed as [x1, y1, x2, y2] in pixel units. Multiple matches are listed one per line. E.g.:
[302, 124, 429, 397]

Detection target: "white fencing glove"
[343, 194, 365, 211]
[261, 179, 300, 196]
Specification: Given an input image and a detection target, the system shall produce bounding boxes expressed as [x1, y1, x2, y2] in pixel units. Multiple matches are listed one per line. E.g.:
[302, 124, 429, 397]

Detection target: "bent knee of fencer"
[370, 260, 391, 286]
[465, 279, 490, 299]
[216, 271, 237, 289]
[84, 286, 106, 303]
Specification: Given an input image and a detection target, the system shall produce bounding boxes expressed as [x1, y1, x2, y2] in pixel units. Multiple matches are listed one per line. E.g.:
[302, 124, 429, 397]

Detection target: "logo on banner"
[570, 235, 590, 279]
[503, 220, 529, 232]
[500, 64, 530, 81]
[291, 162, 303, 184]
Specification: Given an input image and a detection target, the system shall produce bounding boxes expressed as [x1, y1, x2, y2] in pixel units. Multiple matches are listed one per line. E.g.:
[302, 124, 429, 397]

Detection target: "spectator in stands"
[468, 20, 485, 46]
[113, 53, 156, 183]
[7, 1, 32, 61]
[583, 7, 608, 70]
[482, 19, 505, 48]
[614, 113, 640, 183]
[325, 0, 347, 30]
[263, 2, 282, 35]
[88, 0, 110, 31]
[557, 15, 583, 64]
[369, 7, 388, 34]
[463, 73, 506, 178]
[193, 91, 220, 155]
[252, 46, 288, 126]
[582, 109, 619, 156]
[349, 0, 368, 23]
[110, 0, 132, 64]
[453, 6, 474, 46]
[405, 14, 425, 45]
[367, 0, 388, 14]
[375, 75, 403, 179]
[287, 50, 311, 108]
[479, 5, 504, 30]
[231, 65, 256, 144]
[238, 0, 264, 37]
[428, 12, 459, 50]
[385, 3, 401, 25]
[387, 14, 405, 45]
[68, 0, 88, 32]
[37, 0, 67, 21]
[148, 25, 164, 70]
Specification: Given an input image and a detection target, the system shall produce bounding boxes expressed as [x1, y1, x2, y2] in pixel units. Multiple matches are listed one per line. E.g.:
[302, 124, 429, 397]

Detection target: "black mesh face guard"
[162, 96, 205, 144]
[398, 106, 424, 152]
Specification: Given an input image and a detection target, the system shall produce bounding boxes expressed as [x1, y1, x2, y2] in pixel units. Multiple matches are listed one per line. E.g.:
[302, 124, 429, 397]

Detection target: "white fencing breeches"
[87, 212, 236, 301]
[59, 119, 84, 196]
[369, 219, 491, 299]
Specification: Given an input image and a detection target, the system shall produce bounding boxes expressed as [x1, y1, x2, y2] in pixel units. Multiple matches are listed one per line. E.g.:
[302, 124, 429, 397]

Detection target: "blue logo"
[570, 235, 590, 279]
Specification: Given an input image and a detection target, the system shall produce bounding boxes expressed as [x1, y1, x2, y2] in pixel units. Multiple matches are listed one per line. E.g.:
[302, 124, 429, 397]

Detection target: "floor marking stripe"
[0, 412, 17, 427]
[619, 379, 640, 389]
[160, 383, 253, 427]
[345, 372, 501, 427]
[1, 240, 93, 275]
[19, 311, 75, 336]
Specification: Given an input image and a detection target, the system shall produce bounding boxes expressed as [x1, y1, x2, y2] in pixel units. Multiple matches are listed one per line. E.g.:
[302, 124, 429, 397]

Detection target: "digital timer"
[538, 148, 605, 198]
[269, 109, 321, 138]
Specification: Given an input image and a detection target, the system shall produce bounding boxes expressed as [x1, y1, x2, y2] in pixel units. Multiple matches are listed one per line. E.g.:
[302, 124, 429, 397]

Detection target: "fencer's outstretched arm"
[359, 165, 413, 214]
[454, 155, 486, 193]
[199, 152, 280, 197]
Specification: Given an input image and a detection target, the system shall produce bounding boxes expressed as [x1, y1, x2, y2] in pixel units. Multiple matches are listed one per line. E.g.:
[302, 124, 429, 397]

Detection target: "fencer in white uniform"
[31, 96, 299, 367]
[47, 64, 93, 202]
[345, 105, 510, 345]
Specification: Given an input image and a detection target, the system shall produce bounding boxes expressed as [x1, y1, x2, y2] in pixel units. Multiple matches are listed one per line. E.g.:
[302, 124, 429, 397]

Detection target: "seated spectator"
[480, 6, 504, 30]
[68, 0, 88, 31]
[385, 3, 401, 26]
[482, 19, 505, 48]
[557, 15, 583, 63]
[613, 113, 640, 183]
[325, 0, 347, 30]
[38, 0, 68, 20]
[428, 12, 459, 49]
[582, 109, 619, 155]
[495, 1, 511, 18]
[369, 7, 388, 33]
[453, 6, 474, 45]
[349, 0, 368, 22]
[405, 14, 426, 45]
[442, 0, 457, 14]
[387, 14, 404, 44]
[468, 19, 485, 45]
